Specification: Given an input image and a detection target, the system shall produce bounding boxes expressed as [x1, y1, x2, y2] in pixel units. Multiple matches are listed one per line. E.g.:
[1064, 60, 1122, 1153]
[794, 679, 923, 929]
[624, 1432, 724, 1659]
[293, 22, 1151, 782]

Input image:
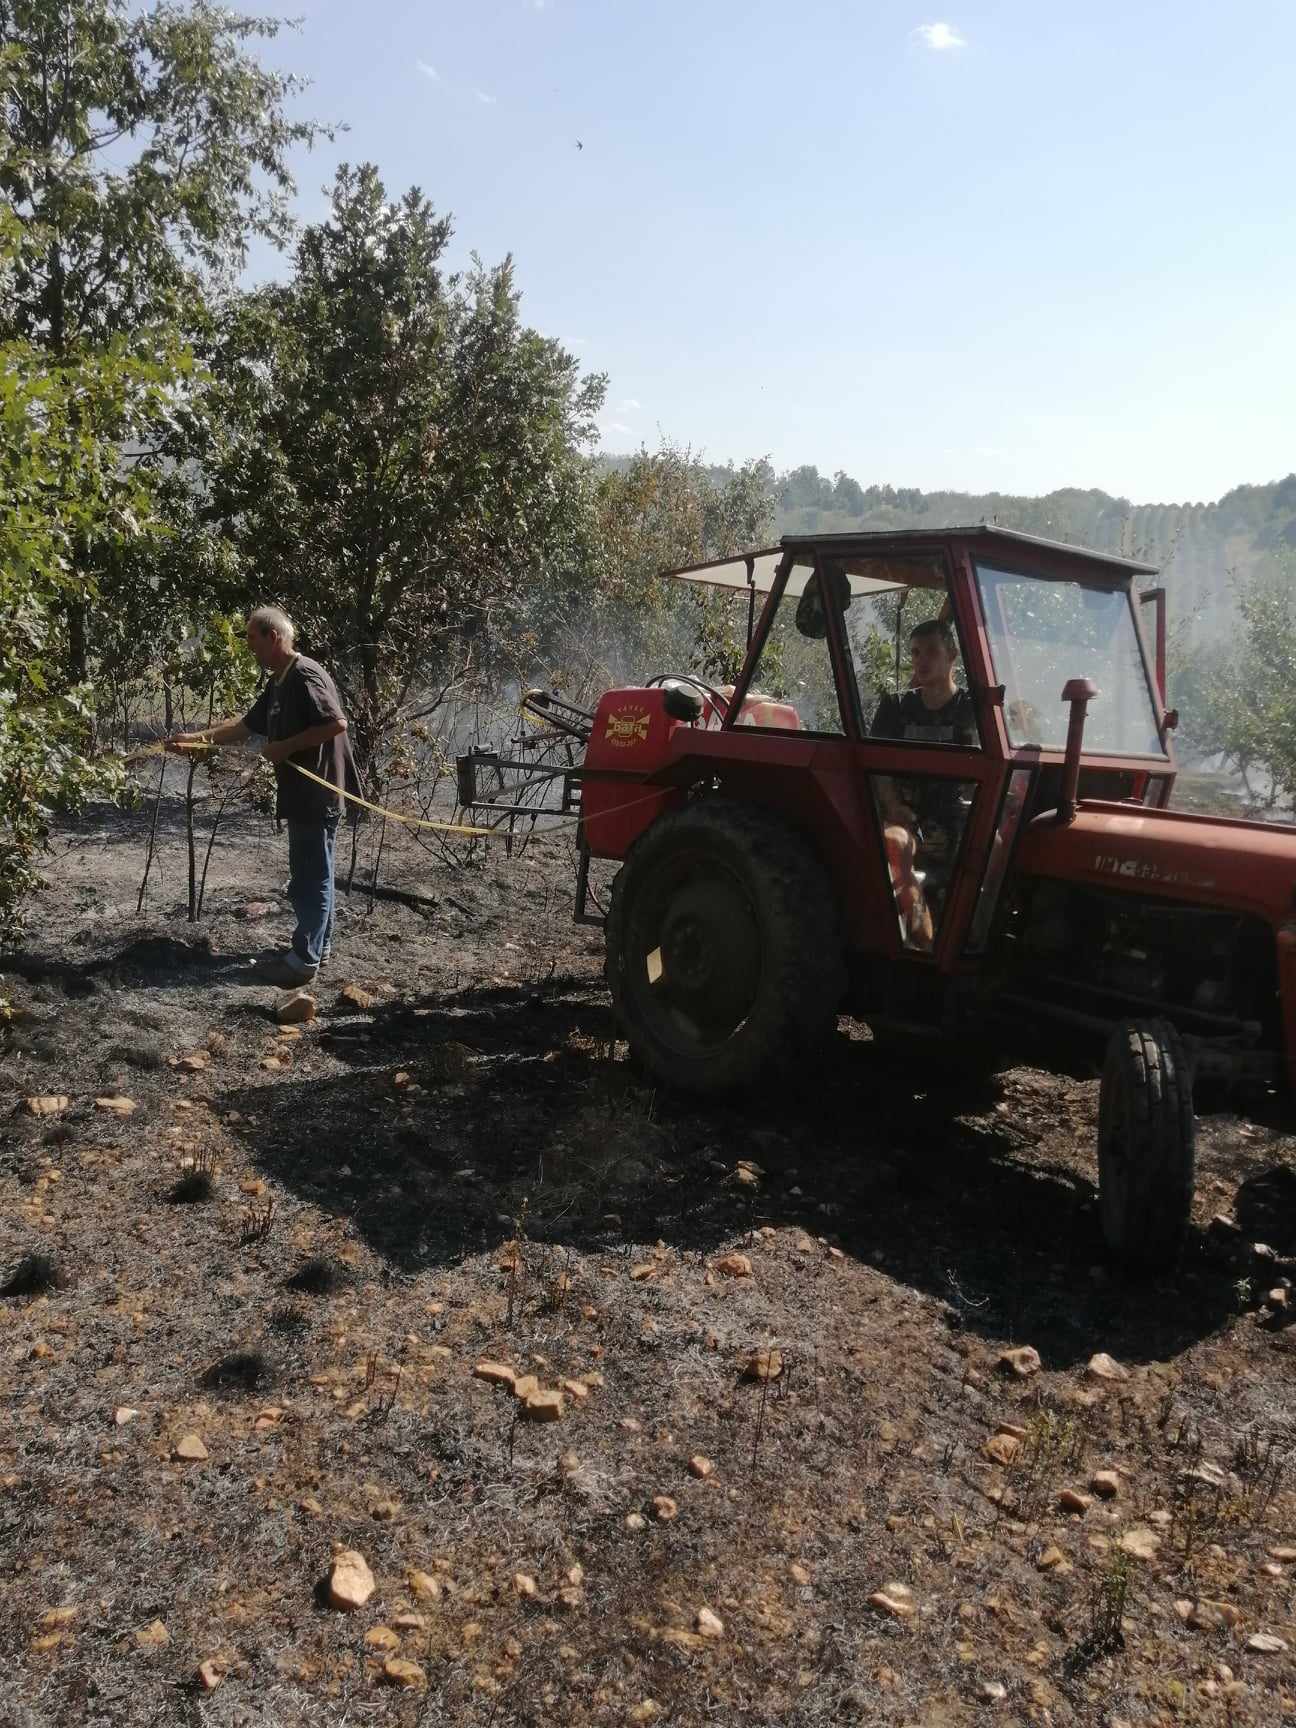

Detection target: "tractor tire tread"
[1099, 1017, 1195, 1274]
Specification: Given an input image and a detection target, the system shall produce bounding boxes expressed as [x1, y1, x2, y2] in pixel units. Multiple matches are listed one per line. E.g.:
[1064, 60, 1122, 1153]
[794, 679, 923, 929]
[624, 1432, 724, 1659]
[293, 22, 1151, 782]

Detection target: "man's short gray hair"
[248, 605, 295, 646]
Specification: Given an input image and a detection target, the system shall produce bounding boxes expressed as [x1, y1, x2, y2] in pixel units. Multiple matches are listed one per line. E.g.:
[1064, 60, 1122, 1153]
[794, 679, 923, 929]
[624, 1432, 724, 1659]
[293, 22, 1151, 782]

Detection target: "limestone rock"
[1086, 1352, 1129, 1383]
[1058, 1489, 1091, 1515]
[625, 1513, 648, 1531]
[511, 1374, 541, 1402]
[327, 1549, 375, 1611]
[23, 1095, 69, 1116]
[134, 1620, 169, 1648]
[651, 1496, 678, 1522]
[173, 1433, 208, 1462]
[513, 1573, 539, 1598]
[630, 1263, 657, 1282]
[983, 1433, 1021, 1467]
[742, 1348, 783, 1382]
[338, 983, 375, 1012]
[997, 1346, 1041, 1378]
[96, 1095, 137, 1116]
[1090, 1470, 1121, 1499]
[383, 1656, 427, 1687]
[114, 1407, 139, 1426]
[364, 1626, 401, 1651]
[473, 1361, 516, 1388]
[688, 1455, 715, 1479]
[196, 1659, 223, 1691]
[1247, 1632, 1288, 1654]
[1118, 1526, 1161, 1561]
[713, 1252, 753, 1279]
[696, 1606, 724, 1639]
[523, 1389, 564, 1423]
[407, 1570, 441, 1601]
[980, 1680, 1007, 1704]
[175, 1053, 209, 1073]
[275, 990, 317, 1026]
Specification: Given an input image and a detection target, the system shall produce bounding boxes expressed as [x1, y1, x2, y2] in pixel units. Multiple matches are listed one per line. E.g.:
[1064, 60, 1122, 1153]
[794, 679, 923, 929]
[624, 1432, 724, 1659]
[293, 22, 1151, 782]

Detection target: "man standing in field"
[169, 607, 359, 986]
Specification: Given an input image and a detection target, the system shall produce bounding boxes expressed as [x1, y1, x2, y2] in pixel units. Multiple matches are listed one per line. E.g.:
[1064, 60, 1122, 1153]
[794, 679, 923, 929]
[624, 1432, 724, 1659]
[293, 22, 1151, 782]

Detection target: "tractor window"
[740, 571, 846, 733]
[869, 773, 977, 952]
[839, 560, 982, 750]
[976, 564, 1166, 758]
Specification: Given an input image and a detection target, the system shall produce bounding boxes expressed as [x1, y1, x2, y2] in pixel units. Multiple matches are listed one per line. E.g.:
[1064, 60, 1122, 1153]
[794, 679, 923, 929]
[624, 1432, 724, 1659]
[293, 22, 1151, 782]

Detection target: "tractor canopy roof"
[664, 526, 1158, 599]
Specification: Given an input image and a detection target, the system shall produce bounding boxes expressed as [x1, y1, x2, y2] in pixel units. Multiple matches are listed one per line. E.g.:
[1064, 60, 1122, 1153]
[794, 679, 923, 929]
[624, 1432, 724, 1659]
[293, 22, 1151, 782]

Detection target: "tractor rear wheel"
[605, 801, 844, 1096]
[1098, 1018, 1195, 1273]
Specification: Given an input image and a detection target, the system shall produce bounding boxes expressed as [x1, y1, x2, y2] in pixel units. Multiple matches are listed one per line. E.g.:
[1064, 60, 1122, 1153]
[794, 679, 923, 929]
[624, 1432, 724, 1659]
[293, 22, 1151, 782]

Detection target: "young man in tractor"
[168, 606, 360, 987]
[871, 617, 978, 939]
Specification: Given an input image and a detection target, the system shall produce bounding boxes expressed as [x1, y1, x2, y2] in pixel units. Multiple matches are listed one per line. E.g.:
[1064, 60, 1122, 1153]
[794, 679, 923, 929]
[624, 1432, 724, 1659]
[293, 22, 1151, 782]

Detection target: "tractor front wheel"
[1098, 1018, 1196, 1274]
[605, 801, 844, 1096]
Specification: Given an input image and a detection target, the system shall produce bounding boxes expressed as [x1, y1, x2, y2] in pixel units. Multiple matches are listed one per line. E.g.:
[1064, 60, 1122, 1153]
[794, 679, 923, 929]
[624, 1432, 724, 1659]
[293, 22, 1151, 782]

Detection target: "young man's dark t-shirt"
[870, 686, 977, 852]
[243, 655, 361, 823]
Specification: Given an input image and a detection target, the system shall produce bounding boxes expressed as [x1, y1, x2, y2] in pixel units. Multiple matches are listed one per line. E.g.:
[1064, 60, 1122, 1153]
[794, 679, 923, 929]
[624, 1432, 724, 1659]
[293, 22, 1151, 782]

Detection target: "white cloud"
[605, 422, 633, 436]
[415, 59, 439, 81]
[914, 22, 966, 51]
[474, 89, 497, 105]
[618, 397, 641, 412]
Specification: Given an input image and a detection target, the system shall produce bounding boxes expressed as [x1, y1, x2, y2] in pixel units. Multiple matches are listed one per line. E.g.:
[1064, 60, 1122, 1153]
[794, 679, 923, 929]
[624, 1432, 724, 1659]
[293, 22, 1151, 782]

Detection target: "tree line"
[3, 1, 1294, 933]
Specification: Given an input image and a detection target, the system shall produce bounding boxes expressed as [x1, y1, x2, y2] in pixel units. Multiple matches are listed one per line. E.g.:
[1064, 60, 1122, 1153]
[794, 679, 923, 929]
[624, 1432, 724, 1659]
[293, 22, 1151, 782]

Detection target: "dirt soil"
[1, 785, 1295, 1727]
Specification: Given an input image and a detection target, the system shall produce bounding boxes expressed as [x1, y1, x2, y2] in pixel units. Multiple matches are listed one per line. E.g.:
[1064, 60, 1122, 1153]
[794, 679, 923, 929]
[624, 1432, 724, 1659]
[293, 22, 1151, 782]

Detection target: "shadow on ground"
[218, 978, 1246, 1373]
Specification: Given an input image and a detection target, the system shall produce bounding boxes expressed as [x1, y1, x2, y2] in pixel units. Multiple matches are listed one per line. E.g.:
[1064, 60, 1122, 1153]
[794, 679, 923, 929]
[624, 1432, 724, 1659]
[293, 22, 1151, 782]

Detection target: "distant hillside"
[772, 470, 1296, 645]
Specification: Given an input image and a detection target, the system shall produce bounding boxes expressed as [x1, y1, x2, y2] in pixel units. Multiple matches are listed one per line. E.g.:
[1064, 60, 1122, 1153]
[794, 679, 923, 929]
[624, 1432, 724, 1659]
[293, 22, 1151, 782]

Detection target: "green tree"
[199, 162, 606, 763]
[1, 0, 329, 676]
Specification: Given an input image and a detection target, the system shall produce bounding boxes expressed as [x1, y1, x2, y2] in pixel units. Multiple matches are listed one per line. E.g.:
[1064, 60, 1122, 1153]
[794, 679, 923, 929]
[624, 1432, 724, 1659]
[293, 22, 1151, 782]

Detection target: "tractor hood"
[1015, 801, 1296, 924]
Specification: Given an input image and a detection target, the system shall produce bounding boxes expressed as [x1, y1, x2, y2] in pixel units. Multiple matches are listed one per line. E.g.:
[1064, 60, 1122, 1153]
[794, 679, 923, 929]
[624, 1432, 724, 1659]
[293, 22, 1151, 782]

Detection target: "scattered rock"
[473, 1361, 516, 1388]
[629, 1703, 660, 1723]
[1188, 1600, 1243, 1631]
[96, 1095, 137, 1116]
[695, 1607, 724, 1639]
[1090, 1470, 1121, 1499]
[175, 1053, 209, 1073]
[867, 1585, 915, 1620]
[338, 983, 375, 1012]
[1270, 1546, 1296, 1562]
[651, 1496, 678, 1522]
[995, 1421, 1028, 1440]
[1058, 1489, 1091, 1515]
[1267, 1287, 1289, 1309]
[1247, 1632, 1288, 1654]
[562, 1379, 590, 1401]
[275, 991, 316, 1026]
[982, 1433, 1021, 1467]
[134, 1619, 169, 1648]
[1086, 1352, 1129, 1383]
[979, 1680, 1007, 1704]
[23, 1095, 69, 1116]
[789, 1562, 812, 1586]
[742, 1348, 783, 1383]
[511, 1374, 541, 1402]
[522, 1389, 564, 1423]
[393, 1613, 426, 1630]
[237, 902, 275, 920]
[997, 1346, 1041, 1378]
[407, 1570, 441, 1601]
[513, 1573, 539, 1598]
[114, 1407, 139, 1426]
[196, 1659, 223, 1691]
[713, 1252, 753, 1279]
[625, 1513, 647, 1532]
[688, 1455, 715, 1479]
[1036, 1546, 1067, 1571]
[172, 1433, 208, 1462]
[382, 1656, 427, 1688]
[327, 1549, 376, 1611]
[630, 1263, 657, 1282]
[1118, 1526, 1161, 1561]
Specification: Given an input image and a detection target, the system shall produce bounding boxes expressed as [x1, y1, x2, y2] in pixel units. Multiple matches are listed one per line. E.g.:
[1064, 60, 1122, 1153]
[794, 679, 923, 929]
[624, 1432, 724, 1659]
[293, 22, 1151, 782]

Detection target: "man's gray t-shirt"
[243, 655, 361, 823]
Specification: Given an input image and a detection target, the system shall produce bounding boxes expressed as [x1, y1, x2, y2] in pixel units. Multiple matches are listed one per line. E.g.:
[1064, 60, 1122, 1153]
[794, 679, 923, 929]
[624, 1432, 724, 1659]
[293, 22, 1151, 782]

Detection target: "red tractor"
[460, 527, 1296, 1272]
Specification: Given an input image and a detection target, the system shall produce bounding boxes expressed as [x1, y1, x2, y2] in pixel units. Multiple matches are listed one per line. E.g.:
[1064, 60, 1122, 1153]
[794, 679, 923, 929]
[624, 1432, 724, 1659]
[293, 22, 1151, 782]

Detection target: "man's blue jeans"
[286, 812, 339, 969]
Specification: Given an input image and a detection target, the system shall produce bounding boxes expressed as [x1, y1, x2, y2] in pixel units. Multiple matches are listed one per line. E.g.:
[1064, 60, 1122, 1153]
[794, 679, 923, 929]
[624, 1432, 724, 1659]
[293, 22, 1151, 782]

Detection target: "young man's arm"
[166, 718, 252, 752]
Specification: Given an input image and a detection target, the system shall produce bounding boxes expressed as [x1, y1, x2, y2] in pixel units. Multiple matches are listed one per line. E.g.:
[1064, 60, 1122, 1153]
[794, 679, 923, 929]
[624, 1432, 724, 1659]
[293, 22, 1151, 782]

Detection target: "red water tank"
[581, 687, 688, 858]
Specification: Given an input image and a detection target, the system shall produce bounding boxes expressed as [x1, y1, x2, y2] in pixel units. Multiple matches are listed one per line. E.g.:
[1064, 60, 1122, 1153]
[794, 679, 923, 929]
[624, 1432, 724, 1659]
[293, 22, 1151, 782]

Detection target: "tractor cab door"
[727, 549, 1005, 971]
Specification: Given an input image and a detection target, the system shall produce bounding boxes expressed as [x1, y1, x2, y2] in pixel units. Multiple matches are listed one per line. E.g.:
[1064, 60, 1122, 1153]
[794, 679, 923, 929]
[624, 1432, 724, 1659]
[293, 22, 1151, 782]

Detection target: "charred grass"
[0, 818, 1293, 1724]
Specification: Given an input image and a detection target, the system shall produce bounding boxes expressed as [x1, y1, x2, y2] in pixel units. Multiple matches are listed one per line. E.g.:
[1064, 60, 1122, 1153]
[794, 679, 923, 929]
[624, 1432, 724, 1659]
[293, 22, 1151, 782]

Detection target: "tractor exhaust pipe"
[1057, 678, 1099, 824]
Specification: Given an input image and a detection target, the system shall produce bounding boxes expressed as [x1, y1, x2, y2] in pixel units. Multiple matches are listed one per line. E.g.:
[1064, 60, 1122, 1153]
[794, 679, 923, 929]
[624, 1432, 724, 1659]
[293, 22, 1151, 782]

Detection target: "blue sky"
[251, 1, 1296, 505]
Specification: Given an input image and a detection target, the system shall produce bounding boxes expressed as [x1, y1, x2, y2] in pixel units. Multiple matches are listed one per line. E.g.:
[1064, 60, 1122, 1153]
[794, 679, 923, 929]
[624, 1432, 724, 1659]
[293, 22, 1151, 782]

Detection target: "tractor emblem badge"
[605, 706, 651, 747]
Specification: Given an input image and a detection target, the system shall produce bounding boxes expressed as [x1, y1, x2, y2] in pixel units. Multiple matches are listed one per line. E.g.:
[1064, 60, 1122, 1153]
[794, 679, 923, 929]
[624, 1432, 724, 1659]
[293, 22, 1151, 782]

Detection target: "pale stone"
[1118, 1526, 1161, 1560]
[338, 983, 375, 1011]
[696, 1606, 724, 1639]
[364, 1626, 401, 1650]
[742, 1349, 783, 1382]
[196, 1659, 223, 1691]
[1058, 1489, 1091, 1515]
[1086, 1352, 1129, 1382]
[688, 1455, 715, 1479]
[23, 1095, 69, 1116]
[407, 1570, 441, 1600]
[473, 1361, 516, 1387]
[511, 1374, 541, 1402]
[328, 1549, 375, 1611]
[868, 1587, 915, 1619]
[383, 1656, 427, 1687]
[1090, 1470, 1121, 1499]
[980, 1680, 1007, 1703]
[114, 1407, 139, 1426]
[630, 1263, 657, 1281]
[96, 1095, 137, 1116]
[713, 1252, 753, 1279]
[983, 1433, 1021, 1467]
[522, 1389, 564, 1422]
[275, 990, 317, 1025]
[625, 1513, 648, 1531]
[997, 1346, 1041, 1378]
[135, 1619, 169, 1648]
[513, 1573, 539, 1598]
[651, 1496, 678, 1522]
[173, 1433, 208, 1462]
[1247, 1632, 1288, 1654]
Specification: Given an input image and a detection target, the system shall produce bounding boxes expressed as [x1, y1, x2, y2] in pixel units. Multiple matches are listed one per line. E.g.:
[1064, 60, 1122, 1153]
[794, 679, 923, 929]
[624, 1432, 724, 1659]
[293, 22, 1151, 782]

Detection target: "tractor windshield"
[975, 564, 1166, 758]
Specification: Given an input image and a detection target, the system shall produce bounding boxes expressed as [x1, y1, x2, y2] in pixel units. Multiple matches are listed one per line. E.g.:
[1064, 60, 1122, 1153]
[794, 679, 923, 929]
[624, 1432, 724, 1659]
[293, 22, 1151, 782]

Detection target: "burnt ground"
[1, 783, 1294, 1728]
